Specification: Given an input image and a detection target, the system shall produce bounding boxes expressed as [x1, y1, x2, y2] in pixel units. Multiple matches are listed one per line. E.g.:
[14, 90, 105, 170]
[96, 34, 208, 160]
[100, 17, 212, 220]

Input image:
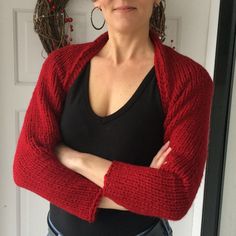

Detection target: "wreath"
[33, 0, 74, 55]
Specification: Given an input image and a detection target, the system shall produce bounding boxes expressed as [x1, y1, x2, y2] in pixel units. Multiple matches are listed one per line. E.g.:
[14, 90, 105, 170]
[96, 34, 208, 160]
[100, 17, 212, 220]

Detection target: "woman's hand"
[150, 141, 172, 169]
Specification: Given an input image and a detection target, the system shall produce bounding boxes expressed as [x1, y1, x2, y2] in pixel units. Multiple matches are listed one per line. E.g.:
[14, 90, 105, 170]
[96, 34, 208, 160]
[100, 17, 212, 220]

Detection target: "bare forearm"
[54, 143, 110, 188]
[55, 141, 171, 212]
[54, 144, 128, 211]
[75, 152, 111, 188]
[74, 152, 128, 211]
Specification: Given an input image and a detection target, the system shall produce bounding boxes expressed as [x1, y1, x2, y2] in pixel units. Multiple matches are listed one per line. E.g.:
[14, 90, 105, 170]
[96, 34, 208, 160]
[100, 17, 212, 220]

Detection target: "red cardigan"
[12, 30, 214, 223]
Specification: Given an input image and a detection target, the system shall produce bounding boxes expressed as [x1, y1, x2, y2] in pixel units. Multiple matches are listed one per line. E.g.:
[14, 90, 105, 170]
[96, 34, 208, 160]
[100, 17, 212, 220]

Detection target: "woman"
[13, 0, 214, 235]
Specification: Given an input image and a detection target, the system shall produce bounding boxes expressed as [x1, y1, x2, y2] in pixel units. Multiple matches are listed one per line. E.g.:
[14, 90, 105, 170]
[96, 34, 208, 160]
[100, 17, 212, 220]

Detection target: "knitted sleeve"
[12, 52, 103, 223]
[102, 67, 214, 221]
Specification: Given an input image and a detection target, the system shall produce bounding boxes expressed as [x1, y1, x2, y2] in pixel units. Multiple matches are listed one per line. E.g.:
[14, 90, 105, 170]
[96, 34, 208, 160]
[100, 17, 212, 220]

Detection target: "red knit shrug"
[13, 30, 214, 223]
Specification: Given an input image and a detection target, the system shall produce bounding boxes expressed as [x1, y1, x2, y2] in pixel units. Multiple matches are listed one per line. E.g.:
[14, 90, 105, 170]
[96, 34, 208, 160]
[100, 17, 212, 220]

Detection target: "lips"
[114, 6, 136, 10]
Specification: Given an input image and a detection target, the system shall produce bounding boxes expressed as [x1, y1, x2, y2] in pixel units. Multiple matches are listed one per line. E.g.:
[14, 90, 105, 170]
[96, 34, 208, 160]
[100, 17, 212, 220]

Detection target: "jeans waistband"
[47, 211, 63, 236]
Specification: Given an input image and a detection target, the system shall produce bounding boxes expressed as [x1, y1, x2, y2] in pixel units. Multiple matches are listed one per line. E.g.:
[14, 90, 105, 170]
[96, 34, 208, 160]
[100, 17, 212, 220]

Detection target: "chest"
[88, 57, 155, 117]
[60, 58, 164, 162]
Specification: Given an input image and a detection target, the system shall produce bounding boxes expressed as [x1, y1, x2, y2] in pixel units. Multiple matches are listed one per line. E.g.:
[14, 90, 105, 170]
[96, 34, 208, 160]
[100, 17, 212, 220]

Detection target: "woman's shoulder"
[160, 43, 213, 89]
[38, 41, 93, 91]
[45, 41, 92, 68]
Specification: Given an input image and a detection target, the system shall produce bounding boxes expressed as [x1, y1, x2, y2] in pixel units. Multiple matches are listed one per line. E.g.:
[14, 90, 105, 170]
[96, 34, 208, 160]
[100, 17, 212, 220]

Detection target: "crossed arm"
[54, 141, 171, 210]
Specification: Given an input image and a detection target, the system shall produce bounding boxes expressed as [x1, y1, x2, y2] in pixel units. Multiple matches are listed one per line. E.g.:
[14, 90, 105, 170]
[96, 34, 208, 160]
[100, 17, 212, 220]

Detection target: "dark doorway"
[201, 0, 236, 235]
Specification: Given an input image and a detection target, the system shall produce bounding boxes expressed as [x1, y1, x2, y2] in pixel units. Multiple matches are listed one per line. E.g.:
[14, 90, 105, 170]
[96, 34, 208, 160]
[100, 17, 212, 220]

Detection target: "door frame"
[201, 0, 236, 235]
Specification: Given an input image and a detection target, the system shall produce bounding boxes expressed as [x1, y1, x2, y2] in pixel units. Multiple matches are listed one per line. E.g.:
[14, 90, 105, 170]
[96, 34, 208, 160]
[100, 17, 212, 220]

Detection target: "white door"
[0, 0, 218, 235]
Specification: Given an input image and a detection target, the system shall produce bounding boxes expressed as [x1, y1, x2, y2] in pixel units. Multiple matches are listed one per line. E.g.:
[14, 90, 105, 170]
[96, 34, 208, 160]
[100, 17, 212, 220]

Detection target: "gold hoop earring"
[90, 7, 105, 30]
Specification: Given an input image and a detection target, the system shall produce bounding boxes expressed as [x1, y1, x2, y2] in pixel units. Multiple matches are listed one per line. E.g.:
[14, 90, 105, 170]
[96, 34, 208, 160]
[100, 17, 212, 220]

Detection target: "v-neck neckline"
[85, 60, 155, 124]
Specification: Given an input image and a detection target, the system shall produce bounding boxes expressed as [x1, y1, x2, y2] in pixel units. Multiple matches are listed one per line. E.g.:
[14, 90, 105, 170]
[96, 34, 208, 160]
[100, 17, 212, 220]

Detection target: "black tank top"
[49, 60, 165, 236]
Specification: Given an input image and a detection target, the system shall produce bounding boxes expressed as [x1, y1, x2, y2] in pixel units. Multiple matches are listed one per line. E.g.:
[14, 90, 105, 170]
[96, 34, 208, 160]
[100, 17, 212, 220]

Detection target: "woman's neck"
[101, 27, 155, 66]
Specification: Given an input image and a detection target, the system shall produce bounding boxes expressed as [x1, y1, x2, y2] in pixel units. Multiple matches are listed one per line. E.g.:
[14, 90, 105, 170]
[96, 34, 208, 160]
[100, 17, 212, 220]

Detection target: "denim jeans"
[47, 211, 173, 236]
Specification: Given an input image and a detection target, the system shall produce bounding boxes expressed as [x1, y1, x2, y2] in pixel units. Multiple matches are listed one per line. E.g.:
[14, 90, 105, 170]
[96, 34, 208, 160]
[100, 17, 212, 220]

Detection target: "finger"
[155, 141, 170, 158]
[150, 141, 170, 167]
[157, 146, 172, 163]
[153, 147, 172, 169]
[160, 140, 170, 151]
[152, 142, 170, 165]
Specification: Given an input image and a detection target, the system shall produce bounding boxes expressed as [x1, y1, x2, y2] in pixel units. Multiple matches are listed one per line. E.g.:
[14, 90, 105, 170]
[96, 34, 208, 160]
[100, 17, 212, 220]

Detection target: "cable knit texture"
[12, 30, 214, 223]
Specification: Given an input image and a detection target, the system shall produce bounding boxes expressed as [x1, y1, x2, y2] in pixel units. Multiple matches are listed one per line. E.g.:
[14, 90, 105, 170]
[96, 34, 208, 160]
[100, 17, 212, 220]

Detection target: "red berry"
[51, 4, 56, 11]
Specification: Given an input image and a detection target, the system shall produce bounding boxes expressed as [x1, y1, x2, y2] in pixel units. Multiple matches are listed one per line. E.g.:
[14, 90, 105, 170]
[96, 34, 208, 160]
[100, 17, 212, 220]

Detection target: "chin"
[109, 24, 140, 34]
